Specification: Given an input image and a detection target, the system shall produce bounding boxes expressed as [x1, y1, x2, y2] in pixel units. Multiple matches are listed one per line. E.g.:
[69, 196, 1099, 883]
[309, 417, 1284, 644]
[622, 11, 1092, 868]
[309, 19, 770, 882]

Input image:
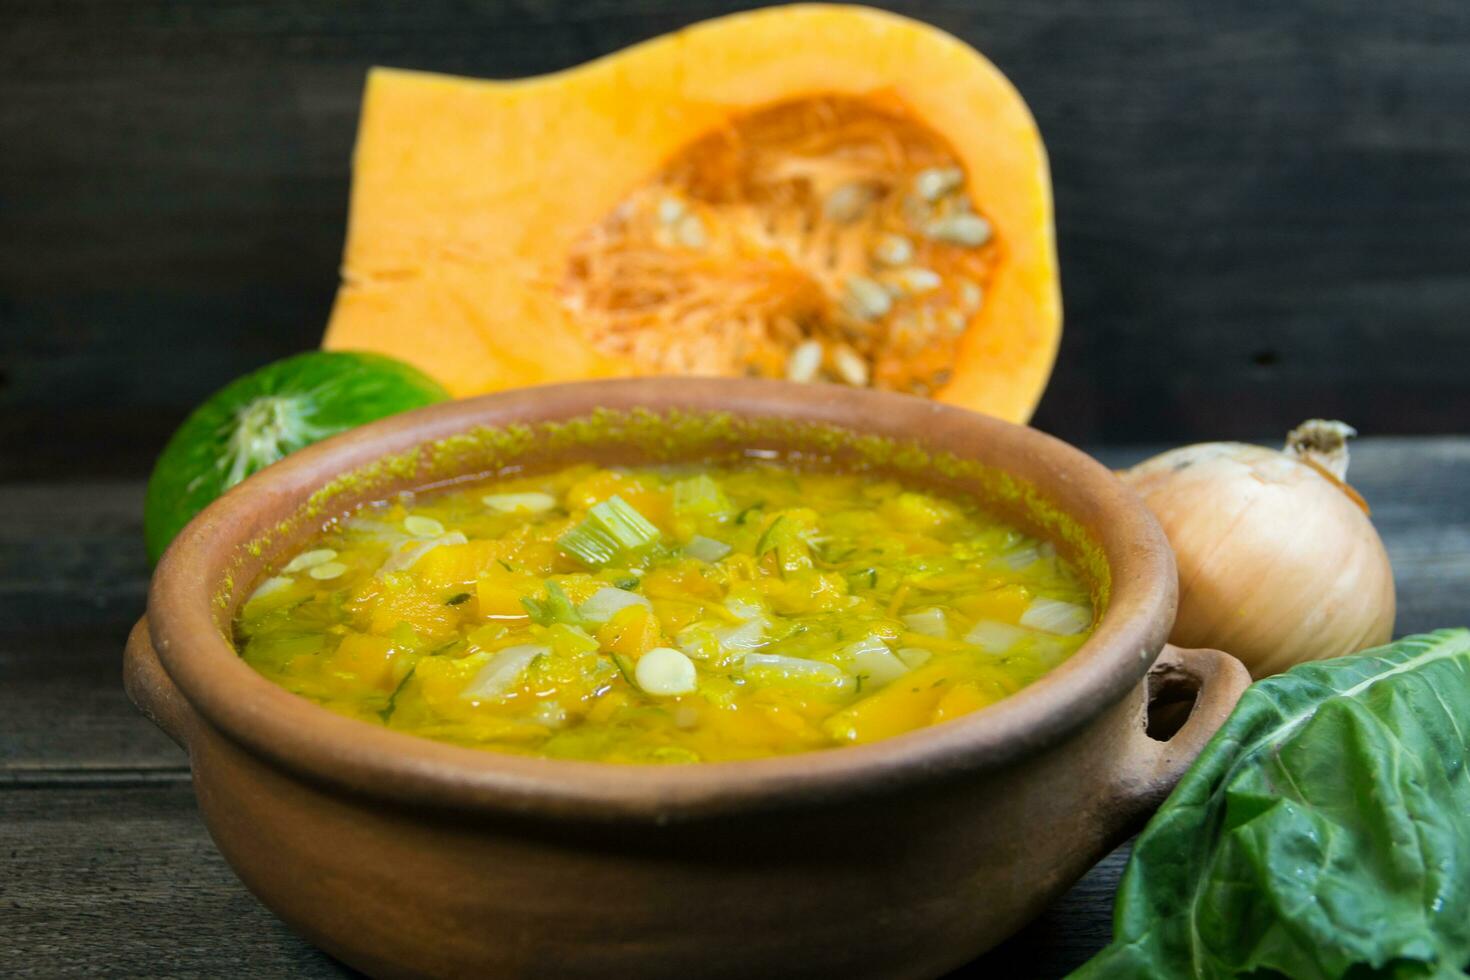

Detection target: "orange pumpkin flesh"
[324, 4, 1060, 422]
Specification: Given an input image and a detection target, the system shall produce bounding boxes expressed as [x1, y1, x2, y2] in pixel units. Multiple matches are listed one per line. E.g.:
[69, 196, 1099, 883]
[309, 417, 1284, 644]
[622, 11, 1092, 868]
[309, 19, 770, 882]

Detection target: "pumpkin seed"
[957, 278, 984, 312]
[924, 214, 992, 247]
[914, 166, 963, 202]
[657, 196, 686, 224]
[832, 346, 870, 387]
[888, 266, 942, 296]
[823, 183, 872, 223]
[309, 561, 347, 581]
[675, 214, 707, 248]
[873, 233, 914, 266]
[786, 340, 824, 383]
[842, 276, 892, 321]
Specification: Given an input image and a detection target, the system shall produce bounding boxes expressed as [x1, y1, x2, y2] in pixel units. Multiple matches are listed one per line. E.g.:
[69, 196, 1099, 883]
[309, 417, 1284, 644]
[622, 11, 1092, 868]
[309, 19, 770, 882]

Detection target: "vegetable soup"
[235, 462, 1096, 763]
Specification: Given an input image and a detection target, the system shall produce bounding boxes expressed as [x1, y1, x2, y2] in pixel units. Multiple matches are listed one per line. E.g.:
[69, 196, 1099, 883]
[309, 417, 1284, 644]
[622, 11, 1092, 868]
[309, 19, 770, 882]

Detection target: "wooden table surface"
[3, 437, 1466, 978]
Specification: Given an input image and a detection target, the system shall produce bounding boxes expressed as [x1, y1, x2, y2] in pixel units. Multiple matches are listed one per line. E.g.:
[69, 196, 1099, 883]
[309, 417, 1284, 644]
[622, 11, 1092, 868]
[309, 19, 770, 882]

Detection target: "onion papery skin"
[1124, 442, 1395, 678]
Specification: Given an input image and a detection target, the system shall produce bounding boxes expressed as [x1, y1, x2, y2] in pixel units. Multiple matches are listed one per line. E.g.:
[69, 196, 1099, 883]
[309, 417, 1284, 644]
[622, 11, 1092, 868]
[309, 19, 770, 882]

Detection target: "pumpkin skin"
[324, 4, 1060, 422]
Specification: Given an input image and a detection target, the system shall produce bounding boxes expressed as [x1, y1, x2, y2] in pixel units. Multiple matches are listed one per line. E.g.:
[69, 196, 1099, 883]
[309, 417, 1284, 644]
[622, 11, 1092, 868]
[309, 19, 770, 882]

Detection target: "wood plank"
[0, 480, 181, 772]
[1, 437, 1465, 775]
[0, 781, 1127, 978]
[0, 783, 353, 979]
[5, 1, 1470, 477]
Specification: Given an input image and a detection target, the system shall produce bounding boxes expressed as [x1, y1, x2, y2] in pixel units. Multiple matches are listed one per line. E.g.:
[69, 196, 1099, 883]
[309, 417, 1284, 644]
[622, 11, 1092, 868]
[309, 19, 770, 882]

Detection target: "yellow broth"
[234, 462, 1096, 763]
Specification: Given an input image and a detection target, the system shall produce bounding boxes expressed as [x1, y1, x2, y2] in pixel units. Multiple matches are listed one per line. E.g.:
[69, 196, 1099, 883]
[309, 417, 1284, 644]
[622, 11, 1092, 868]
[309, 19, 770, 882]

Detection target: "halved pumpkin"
[324, 4, 1060, 422]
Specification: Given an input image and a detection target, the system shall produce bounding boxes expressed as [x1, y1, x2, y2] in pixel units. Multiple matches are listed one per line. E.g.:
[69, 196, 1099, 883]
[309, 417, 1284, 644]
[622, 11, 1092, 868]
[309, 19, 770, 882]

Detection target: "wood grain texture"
[0, 436, 1465, 977]
[2, 0, 1468, 478]
[0, 783, 1128, 979]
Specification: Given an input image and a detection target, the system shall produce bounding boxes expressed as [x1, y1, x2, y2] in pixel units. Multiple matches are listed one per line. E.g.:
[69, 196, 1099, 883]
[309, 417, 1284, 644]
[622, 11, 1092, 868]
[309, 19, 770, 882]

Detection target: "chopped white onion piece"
[743, 653, 853, 692]
[846, 635, 910, 689]
[284, 548, 337, 573]
[685, 534, 733, 563]
[577, 586, 652, 624]
[724, 598, 766, 622]
[713, 618, 766, 654]
[634, 646, 698, 696]
[901, 607, 949, 637]
[482, 492, 557, 514]
[461, 644, 547, 700]
[895, 647, 934, 669]
[1001, 544, 1040, 570]
[378, 531, 468, 575]
[965, 620, 1031, 654]
[1020, 598, 1092, 635]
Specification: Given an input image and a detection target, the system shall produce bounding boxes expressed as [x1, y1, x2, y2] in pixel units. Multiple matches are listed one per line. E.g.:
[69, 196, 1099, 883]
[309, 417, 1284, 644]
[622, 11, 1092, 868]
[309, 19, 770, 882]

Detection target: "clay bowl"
[126, 377, 1249, 979]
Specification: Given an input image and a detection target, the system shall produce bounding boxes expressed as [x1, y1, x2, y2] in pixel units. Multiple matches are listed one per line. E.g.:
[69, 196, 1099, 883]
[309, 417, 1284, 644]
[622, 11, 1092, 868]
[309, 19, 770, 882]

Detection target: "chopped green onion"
[590, 495, 661, 550]
[673, 474, 731, 518]
[520, 581, 585, 627]
[609, 651, 637, 686]
[755, 515, 785, 556]
[557, 522, 621, 568]
[444, 592, 472, 606]
[558, 495, 662, 568]
[607, 572, 640, 590]
[734, 501, 764, 525]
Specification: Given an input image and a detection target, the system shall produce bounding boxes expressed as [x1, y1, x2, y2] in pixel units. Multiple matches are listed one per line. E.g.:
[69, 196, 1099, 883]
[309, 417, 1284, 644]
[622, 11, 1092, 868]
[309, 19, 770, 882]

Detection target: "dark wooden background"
[3, 0, 1468, 483]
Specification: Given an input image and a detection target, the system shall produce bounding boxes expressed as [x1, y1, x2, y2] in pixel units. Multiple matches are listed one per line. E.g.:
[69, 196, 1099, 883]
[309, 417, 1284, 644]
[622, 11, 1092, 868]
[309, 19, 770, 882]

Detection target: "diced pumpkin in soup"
[640, 563, 724, 602]
[759, 571, 850, 615]
[930, 682, 996, 724]
[953, 584, 1032, 623]
[411, 653, 497, 714]
[362, 585, 462, 640]
[596, 604, 665, 658]
[476, 567, 542, 619]
[881, 492, 959, 532]
[329, 633, 405, 690]
[821, 662, 963, 744]
[414, 540, 507, 591]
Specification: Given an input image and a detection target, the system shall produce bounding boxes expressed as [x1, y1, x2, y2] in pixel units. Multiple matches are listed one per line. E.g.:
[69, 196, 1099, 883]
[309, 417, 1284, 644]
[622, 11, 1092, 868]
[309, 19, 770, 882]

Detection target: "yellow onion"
[1122, 420, 1395, 678]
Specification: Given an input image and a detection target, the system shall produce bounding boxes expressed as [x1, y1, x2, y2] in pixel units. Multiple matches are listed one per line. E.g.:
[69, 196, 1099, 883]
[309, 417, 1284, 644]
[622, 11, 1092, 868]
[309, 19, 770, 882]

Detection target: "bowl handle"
[124, 617, 196, 751]
[1108, 643, 1251, 822]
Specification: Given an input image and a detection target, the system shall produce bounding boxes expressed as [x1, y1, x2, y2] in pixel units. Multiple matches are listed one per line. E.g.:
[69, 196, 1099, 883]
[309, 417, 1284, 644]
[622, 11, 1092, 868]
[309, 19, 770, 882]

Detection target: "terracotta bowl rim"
[146, 378, 1176, 823]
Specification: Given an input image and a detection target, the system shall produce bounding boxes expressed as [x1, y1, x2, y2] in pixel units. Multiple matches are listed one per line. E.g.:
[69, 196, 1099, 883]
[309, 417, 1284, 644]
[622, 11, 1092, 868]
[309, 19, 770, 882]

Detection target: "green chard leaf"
[1073, 629, 1470, 980]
